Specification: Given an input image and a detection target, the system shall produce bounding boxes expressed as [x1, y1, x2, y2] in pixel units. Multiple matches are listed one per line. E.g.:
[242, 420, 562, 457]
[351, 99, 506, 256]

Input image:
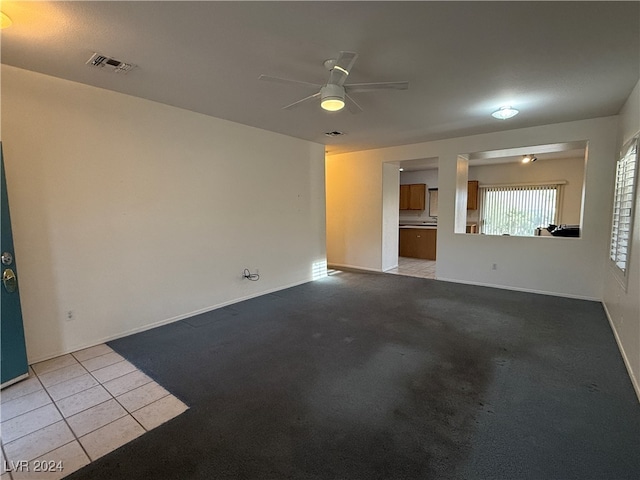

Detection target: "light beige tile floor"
[386, 257, 436, 279]
[0, 344, 188, 480]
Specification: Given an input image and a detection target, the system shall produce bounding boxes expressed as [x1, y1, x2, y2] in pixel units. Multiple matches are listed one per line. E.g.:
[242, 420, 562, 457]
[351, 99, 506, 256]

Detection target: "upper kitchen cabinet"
[400, 184, 426, 210]
[467, 180, 479, 210]
[399, 184, 410, 210]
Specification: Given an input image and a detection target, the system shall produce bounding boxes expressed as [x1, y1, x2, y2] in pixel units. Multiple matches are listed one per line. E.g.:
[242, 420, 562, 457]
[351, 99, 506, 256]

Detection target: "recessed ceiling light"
[492, 106, 519, 120]
[522, 154, 537, 163]
[399, 168, 404, 172]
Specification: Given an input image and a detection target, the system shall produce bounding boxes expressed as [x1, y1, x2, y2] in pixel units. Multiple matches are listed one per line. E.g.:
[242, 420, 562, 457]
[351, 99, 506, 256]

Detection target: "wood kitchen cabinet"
[399, 228, 437, 260]
[467, 180, 479, 210]
[399, 184, 426, 210]
[399, 185, 410, 210]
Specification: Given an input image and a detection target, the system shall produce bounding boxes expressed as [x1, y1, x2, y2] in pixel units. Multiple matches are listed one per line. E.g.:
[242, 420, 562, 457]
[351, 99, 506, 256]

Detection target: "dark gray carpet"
[67, 271, 640, 480]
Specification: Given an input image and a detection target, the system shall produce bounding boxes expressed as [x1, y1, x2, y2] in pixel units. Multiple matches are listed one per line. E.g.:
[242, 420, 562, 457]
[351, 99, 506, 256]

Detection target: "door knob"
[2, 268, 17, 293]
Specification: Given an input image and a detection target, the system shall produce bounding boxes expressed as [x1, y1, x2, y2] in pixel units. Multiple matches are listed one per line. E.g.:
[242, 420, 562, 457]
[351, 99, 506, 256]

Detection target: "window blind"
[610, 137, 638, 274]
[479, 184, 560, 236]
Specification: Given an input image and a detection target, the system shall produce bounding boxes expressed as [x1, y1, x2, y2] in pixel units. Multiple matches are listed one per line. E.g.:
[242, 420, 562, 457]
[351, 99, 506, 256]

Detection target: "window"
[479, 184, 563, 236]
[610, 136, 638, 277]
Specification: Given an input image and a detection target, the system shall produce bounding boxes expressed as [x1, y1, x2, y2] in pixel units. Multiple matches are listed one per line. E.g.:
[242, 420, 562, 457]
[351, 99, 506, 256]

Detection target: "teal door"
[1, 143, 29, 387]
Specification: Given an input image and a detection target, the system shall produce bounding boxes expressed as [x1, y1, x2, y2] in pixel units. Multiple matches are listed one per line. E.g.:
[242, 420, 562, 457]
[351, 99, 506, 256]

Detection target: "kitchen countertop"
[400, 224, 478, 230]
[399, 224, 438, 229]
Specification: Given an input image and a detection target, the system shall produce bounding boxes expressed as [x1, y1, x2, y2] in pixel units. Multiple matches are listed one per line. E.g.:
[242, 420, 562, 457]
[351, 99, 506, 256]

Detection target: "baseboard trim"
[328, 263, 382, 274]
[27, 278, 315, 365]
[436, 277, 601, 301]
[602, 302, 640, 403]
[1, 372, 30, 390]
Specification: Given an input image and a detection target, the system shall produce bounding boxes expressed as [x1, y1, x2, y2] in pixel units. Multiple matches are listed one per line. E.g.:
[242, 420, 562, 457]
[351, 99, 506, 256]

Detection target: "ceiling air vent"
[325, 131, 345, 137]
[86, 53, 136, 73]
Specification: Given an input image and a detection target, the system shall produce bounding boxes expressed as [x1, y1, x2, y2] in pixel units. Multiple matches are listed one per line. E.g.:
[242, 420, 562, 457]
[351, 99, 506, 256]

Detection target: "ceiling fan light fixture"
[320, 84, 345, 112]
[492, 106, 519, 120]
[321, 97, 345, 112]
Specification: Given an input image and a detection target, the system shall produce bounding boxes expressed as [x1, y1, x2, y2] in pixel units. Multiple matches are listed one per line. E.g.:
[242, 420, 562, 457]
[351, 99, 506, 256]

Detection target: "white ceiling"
[1, 1, 638, 155]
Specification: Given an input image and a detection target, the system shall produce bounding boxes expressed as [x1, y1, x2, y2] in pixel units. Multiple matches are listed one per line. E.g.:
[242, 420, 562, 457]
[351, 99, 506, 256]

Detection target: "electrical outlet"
[67, 310, 74, 321]
[492, 263, 497, 270]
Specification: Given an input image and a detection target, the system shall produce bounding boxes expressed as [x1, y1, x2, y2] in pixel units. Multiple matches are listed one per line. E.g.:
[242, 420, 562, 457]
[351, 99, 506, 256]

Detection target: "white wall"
[381, 164, 400, 271]
[603, 79, 640, 400]
[326, 116, 618, 300]
[325, 151, 383, 271]
[1, 66, 327, 363]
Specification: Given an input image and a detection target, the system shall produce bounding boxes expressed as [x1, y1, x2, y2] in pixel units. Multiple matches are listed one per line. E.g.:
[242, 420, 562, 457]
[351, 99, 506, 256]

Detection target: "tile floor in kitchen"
[1, 344, 188, 480]
[386, 257, 436, 280]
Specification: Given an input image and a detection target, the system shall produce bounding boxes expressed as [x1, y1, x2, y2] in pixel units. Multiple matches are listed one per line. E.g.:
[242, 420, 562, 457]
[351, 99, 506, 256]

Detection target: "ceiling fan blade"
[337, 51, 358, 72]
[259, 74, 322, 89]
[345, 93, 363, 114]
[328, 51, 358, 86]
[282, 92, 321, 110]
[345, 81, 409, 93]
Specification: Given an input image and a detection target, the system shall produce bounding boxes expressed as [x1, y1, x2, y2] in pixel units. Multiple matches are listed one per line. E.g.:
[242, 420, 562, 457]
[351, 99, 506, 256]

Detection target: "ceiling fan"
[259, 51, 408, 113]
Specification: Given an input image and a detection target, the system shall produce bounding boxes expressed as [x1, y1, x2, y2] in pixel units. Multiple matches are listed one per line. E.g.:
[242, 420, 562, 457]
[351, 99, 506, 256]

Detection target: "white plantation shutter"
[479, 184, 561, 236]
[610, 136, 638, 275]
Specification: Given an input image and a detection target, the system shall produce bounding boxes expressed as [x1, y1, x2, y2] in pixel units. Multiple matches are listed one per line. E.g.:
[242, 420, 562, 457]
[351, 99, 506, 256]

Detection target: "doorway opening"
[394, 157, 439, 279]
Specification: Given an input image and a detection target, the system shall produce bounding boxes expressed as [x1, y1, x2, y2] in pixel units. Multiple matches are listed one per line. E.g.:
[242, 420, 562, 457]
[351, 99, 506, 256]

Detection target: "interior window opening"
[459, 141, 587, 238]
